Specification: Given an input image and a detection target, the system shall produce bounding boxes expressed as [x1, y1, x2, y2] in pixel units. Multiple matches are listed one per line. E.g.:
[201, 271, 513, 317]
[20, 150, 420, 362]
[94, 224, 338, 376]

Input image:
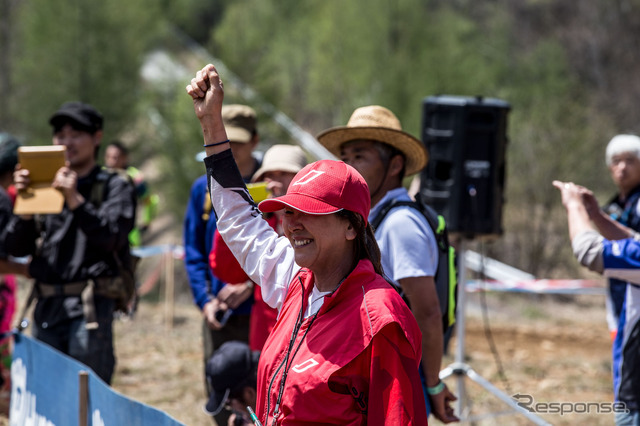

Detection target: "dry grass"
[112, 298, 211, 425]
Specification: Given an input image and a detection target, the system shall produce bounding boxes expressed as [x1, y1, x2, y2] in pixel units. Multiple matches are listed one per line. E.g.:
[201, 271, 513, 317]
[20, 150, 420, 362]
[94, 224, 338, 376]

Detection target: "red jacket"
[256, 260, 427, 425]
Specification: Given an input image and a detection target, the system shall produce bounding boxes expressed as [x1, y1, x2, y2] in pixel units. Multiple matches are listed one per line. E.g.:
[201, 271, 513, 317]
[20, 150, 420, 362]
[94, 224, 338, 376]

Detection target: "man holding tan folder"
[4, 102, 136, 384]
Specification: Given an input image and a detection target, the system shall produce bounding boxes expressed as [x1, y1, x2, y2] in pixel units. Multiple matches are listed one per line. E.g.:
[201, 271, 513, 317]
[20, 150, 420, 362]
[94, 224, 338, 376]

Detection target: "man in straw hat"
[317, 105, 459, 423]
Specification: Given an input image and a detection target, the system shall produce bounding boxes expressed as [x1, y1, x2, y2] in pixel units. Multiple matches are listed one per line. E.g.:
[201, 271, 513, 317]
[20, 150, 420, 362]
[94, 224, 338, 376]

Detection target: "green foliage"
[212, 1, 511, 136]
[7, 0, 163, 144]
[495, 40, 606, 276]
[162, 0, 225, 44]
[147, 85, 207, 220]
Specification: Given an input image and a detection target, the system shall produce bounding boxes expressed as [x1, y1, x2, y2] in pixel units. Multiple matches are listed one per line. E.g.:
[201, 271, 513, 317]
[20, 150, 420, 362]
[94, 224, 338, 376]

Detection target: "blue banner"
[10, 333, 184, 426]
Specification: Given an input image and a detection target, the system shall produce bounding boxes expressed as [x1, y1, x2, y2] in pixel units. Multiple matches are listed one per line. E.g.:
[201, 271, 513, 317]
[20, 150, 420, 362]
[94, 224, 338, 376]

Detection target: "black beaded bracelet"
[203, 139, 230, 148]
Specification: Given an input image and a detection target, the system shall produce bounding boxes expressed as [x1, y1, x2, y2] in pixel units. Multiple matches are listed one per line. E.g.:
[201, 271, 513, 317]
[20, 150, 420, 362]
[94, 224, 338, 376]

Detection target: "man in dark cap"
[203, 341, 259, 425]
[4, 102, 136, 384]
[49, 102, 104, 169]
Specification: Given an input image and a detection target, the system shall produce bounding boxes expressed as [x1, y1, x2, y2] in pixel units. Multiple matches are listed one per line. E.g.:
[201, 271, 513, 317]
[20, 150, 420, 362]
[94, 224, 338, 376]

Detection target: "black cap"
[204, 341, 259, 416]
[0, 132, 21, 175]
[49, 102, 104, 133]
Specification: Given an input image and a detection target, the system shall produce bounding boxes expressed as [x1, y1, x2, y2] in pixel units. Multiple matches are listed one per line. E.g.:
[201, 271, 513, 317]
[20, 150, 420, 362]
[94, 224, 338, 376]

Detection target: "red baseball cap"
[258, 160, 371, 224]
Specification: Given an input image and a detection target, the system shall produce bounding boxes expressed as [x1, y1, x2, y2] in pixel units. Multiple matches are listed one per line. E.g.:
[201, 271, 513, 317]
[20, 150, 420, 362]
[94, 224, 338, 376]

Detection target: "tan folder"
[13, 146, 66, 215]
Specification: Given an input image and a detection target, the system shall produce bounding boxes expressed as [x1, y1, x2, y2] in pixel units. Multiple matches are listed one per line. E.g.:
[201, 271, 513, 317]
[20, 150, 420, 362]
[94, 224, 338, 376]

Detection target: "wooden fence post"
[79, 370, 89, 426]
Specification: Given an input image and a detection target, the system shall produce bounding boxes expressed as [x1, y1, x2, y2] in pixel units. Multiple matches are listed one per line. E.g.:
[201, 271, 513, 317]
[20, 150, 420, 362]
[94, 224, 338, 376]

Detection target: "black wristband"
[203, 139, 230, 148]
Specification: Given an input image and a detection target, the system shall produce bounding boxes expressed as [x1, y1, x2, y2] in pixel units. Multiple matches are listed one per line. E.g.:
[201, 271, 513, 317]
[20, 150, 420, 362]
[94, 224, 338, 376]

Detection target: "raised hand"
[186, 64, 224, 123]
[186, 64, 228, 149]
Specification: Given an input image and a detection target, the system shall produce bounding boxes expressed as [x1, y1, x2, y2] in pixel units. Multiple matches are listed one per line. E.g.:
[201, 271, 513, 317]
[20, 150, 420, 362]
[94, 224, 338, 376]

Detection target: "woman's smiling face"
[283, 208, 356, 278]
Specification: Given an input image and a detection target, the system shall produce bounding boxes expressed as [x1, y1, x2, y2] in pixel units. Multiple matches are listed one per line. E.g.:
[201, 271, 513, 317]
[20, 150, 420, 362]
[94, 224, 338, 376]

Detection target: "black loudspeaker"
[419, 95, 510, 239]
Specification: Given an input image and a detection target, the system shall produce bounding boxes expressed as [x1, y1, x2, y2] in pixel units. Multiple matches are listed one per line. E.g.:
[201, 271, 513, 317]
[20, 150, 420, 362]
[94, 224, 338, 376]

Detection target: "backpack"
[90, 168, 139, 314]
[371, 192, 458, 333]
[14, 168, 138, 330]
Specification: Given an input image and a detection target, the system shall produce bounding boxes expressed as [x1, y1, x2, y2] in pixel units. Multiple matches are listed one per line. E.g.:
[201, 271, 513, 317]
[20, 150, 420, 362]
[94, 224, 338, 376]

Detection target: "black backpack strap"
[371, 199, 419, 230]
[89, 169, 135, 271]
[414, 192, 449, 253]
[91, 167, 134, 207]
[372, 195, 456, 333]
[371, 196, 441, 245]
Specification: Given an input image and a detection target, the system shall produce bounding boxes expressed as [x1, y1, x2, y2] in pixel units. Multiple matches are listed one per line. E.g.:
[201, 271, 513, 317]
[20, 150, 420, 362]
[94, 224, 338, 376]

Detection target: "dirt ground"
[106, 285, 614, 426]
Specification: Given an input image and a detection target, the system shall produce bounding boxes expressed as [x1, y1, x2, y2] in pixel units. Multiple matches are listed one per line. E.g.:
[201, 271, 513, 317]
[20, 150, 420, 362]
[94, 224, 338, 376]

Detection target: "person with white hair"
[603, 134, 640, 340]
[554, 180, 640, 426]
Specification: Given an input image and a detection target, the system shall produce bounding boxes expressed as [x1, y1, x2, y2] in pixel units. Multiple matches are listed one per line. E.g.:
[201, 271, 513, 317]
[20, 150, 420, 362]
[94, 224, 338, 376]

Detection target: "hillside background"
[2, 0, 639, 280]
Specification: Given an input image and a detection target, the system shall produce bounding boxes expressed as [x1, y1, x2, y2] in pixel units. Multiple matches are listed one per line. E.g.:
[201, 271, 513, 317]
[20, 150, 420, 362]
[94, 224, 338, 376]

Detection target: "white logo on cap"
[293, 170, 325, 186]
[292, 358, 319, 373]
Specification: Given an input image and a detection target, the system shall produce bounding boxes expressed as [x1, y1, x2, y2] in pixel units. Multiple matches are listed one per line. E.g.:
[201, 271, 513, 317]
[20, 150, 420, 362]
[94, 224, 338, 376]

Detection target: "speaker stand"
[439, 239, 550, 425]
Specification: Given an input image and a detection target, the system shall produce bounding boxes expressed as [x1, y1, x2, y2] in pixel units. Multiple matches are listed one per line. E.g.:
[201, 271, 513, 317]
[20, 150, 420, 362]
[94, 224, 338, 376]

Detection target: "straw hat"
[316, 105, 428, 176]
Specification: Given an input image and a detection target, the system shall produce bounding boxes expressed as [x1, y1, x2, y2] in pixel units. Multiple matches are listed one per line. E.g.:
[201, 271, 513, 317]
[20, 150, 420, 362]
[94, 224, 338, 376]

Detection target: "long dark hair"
[337, 209, 383, 276]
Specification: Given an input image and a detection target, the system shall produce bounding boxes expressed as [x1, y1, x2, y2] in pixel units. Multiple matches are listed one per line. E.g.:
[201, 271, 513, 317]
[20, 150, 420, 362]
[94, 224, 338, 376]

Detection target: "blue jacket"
[183, 174, 252, 314]
[602, 239, 640, 411]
